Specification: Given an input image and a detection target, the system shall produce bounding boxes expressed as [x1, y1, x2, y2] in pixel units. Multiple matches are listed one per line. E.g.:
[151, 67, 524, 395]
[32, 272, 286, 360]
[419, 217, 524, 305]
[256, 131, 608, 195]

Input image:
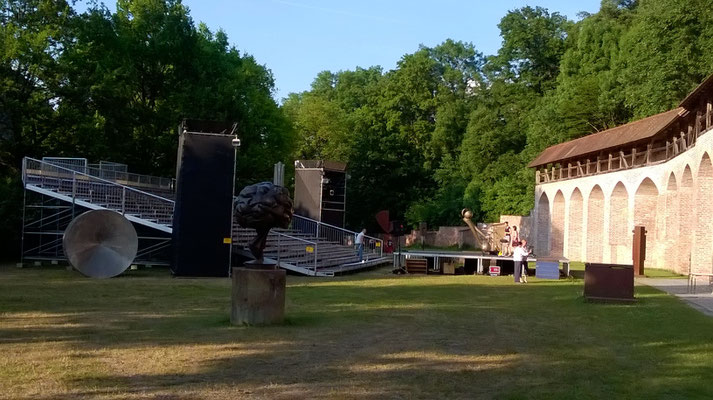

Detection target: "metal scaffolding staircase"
[23, 157, 174, 232]
[21, 157, 174, 264]
[233, 215, 390, 276]
[21, 156, 390, 276]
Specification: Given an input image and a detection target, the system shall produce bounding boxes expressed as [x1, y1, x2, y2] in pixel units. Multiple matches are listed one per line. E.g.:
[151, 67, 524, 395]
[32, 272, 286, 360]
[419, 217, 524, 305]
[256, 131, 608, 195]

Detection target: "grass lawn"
[1, 264, 712, 399]
[568, 261, 687, 279]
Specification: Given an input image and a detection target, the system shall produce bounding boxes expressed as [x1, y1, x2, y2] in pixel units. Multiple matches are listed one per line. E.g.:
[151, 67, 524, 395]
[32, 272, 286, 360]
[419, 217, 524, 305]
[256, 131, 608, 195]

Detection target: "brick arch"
[536, 192, 550, 256]
[609, 182, 629, 264]
[586, 185, 605, 262]
[678, 165, 694, 273]
[664, 173, 679, 272]
[693, 154, 713, 274]
[634, 178, 659, 268]
[567, 188, 583, 261]
[551, 191, 565, 257]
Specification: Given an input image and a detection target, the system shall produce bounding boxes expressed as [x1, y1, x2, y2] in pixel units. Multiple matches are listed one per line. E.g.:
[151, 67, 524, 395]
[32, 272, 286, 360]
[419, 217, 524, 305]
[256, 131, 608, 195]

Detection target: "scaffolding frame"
[21, 179, 173, 266]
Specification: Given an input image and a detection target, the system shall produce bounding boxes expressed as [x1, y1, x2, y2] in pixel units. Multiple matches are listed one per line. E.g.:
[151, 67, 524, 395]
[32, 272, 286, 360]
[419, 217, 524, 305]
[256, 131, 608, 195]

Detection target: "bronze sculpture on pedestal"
[234, 182, 293, 265]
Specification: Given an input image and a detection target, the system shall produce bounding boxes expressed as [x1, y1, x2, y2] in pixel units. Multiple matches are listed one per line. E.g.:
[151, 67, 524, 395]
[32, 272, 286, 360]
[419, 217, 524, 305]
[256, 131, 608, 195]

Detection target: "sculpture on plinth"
[234, 182, 293, 265]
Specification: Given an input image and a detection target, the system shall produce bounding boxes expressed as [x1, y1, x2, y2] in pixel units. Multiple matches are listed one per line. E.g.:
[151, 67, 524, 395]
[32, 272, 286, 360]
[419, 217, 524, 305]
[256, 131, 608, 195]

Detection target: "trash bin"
[584, 263, 635, 302]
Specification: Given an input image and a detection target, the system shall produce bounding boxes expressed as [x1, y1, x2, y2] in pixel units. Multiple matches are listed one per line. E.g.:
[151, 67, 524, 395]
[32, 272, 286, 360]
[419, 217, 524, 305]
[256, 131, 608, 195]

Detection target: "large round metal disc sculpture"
[234, 182, 293, 264]
[63, 210, 138, 278]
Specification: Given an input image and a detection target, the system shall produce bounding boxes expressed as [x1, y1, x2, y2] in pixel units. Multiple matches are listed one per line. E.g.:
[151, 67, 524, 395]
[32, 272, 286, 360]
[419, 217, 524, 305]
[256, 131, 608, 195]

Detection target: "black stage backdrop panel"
[172, 131, 234, 277]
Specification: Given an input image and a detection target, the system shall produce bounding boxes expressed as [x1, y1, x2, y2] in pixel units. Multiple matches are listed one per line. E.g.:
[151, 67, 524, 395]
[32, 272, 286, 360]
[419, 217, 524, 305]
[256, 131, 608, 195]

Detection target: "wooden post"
[665, 140, 669, 159]
[680, 131, 687, 150]
[596, 156, 601, 173]
[631, 148, 637, 166]
[577, 161, 584, 175]
[646, 143, 652, 164]
[535, 170, 541, 184]
[608, 153, 612, 170]
[707, 99, 712, 130]
[586, 159, 590, 174]
[689, 124, 694, 144]
[632, 226, 646, 276]
[620, 151, 628, 168]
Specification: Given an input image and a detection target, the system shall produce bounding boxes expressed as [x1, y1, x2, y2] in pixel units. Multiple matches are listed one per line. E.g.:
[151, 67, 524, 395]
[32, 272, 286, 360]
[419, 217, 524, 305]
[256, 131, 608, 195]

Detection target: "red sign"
[489, 266, 501, 276]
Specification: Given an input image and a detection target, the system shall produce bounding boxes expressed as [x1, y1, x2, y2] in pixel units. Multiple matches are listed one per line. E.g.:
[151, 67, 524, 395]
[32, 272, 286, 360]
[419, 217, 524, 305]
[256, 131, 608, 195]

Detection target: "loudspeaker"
[294, 160, 347, 227]
[171, 120, 235, 277]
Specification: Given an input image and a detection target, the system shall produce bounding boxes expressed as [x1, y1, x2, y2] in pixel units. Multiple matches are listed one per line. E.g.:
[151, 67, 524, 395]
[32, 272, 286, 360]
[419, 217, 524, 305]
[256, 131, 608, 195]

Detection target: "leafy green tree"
[524, 1, 636, 160]
[458, 6, 572, 222]
[618, 0, 713, 118]
[0, 0, 294, 259]
[487, 6, 572, 94]
[0, 0, 75, 258]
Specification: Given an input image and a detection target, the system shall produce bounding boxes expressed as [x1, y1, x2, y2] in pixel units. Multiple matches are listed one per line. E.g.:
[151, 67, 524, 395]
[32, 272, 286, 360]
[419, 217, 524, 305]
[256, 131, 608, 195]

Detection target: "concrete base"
[231, 267, 286, 325]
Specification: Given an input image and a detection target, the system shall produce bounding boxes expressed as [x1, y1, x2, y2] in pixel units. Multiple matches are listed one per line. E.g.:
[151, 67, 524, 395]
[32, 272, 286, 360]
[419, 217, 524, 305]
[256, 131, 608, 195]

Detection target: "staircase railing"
[43, 157, 174, 192]
[231, 226, 320, 275]
[276, 232, 319, 276]
[86, 165, 175, 192]
[290, 214, 383, 259]
[23, 157, 175, 227]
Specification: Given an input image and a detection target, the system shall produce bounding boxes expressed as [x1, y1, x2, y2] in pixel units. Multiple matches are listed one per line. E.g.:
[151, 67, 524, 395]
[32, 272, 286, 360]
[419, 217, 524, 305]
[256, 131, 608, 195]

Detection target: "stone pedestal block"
[231, 267, 286, 325]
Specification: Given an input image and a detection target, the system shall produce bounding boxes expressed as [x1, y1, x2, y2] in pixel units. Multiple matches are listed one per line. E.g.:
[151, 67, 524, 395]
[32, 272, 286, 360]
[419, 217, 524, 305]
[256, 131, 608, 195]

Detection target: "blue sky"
[82, 0, 603, 102]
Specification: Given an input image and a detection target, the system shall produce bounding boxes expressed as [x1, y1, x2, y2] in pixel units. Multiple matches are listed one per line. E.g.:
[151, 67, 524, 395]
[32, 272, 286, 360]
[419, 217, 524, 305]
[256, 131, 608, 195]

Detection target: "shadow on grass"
[2, 265, 713, 399]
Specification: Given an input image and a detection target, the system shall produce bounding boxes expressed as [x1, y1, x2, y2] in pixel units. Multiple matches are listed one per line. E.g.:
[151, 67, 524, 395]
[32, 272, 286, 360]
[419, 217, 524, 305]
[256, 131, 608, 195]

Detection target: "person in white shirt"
[356, 229, 366, 262]
[513, 239, 531, 284]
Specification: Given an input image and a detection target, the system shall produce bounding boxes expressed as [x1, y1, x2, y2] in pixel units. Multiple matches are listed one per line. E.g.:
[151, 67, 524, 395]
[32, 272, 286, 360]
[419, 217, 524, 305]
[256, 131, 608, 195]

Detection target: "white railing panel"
[24, 157, 174, 228]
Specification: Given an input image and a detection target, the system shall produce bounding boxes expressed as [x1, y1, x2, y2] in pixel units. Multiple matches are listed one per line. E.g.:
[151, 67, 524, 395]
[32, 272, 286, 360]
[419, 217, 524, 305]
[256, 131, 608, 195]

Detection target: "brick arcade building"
[529, 74, 713, 274]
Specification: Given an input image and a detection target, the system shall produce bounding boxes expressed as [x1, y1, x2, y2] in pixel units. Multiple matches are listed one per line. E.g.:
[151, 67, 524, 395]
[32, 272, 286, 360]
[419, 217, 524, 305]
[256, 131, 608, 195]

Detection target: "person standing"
[510, 226, 520, 249]
[513, 240, 531, 284]
[356, 228, 366, 262]
[519, 239, 531, 283]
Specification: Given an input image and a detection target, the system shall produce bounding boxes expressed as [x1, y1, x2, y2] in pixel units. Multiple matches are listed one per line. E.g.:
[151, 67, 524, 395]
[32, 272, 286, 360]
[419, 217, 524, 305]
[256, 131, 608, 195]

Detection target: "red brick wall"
[567, 189, 583, 261]
[664, 174, 680, 272]
[586, 185, 605, 262]
[634, 178, 658, 269]
[551, 191, 565, 257]
[536, 193, 550, 255]
[609, 183, 630, 264]
[692, 154, 713, 274]
[678, 166, 694, 273]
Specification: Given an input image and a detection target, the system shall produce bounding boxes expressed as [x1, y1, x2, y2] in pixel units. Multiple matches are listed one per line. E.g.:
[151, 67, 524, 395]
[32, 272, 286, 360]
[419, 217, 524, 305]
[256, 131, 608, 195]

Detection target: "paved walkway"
[637, 277, 713, 317]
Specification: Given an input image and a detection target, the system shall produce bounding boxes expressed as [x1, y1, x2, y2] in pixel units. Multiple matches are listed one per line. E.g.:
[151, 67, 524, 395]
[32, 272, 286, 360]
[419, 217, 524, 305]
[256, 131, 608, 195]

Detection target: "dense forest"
[2, 0, 713, 258]
[287, 0, 713, 231]
[0, 0, 293, 257]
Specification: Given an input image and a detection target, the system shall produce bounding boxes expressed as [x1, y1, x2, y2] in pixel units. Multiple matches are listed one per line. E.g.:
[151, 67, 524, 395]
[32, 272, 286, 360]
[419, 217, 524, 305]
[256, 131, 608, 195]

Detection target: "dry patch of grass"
[1, 264, 713, 399]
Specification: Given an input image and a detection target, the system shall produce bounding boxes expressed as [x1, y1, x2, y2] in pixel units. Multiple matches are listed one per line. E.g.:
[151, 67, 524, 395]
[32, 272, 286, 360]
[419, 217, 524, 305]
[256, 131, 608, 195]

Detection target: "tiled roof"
[528, 108, 683, 168]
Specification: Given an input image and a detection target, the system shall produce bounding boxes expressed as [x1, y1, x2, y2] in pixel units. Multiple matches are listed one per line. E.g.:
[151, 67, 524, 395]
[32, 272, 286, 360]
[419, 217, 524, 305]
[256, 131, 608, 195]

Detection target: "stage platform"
[393, 250, 570, 276]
